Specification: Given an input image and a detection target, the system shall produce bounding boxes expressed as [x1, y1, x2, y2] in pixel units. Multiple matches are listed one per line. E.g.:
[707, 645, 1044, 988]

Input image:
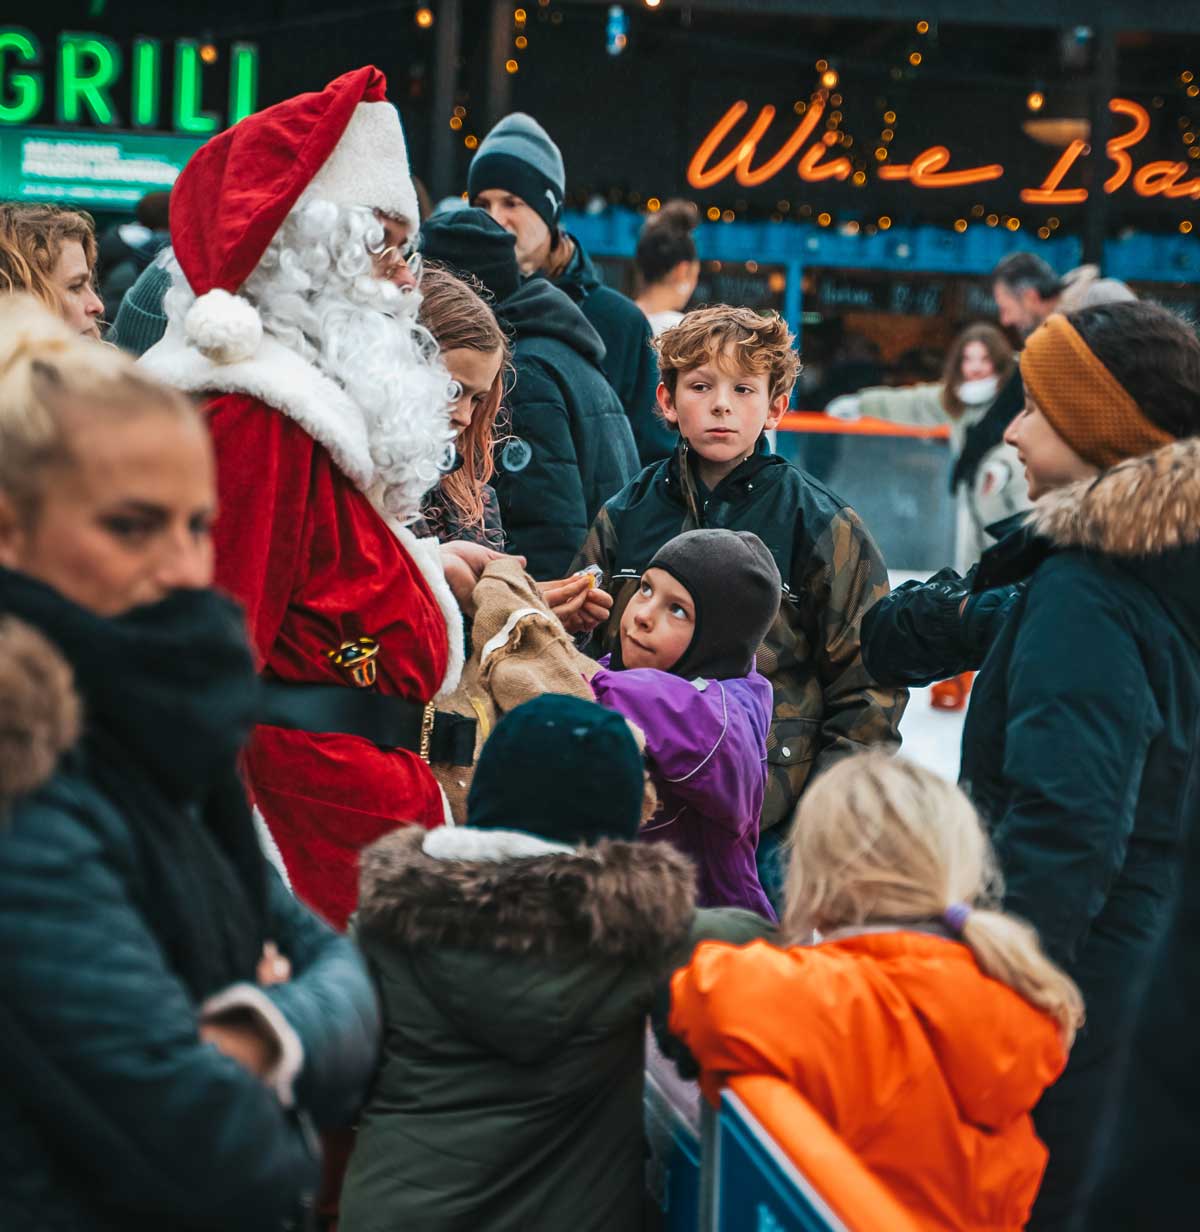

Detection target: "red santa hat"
[170, 65, 419, 364]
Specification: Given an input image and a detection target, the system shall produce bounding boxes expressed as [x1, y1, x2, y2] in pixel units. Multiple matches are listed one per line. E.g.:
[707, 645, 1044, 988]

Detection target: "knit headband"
[1021, 314, 1175, 471]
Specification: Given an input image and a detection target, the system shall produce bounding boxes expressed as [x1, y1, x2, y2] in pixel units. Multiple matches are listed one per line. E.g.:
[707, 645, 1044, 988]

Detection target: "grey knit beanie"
[467, 112, 565, 233]
[108, 259, 171, 356]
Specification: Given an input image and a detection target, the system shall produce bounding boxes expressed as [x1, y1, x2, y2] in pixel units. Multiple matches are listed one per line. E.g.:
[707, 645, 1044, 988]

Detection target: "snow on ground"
[888, 571, 966, 783]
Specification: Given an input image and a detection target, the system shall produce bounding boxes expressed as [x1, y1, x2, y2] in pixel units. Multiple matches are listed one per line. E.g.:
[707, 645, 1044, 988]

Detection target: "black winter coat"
[0, 574, 380, 1232]
[954, 442, 1200, 1229]
[492, 277, 639, 579]
[554, 235, 675, 466]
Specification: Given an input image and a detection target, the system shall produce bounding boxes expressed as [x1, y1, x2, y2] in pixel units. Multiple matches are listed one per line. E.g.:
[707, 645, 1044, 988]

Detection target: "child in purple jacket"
[589, 528, 780, 918]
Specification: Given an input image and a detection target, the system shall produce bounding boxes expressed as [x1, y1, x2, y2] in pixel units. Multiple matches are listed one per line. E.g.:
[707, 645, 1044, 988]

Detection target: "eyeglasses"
[376, 240, 423, 285]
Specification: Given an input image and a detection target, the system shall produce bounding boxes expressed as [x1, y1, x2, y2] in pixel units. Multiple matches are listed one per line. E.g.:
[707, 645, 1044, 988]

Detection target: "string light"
[1180, 220, 1194, 233]
[1037, 225, 1051, 239]
[706, 206, 721, 221]
[909, 52, 922, 67]
[881, 128, 894, 142]
[817, 211, 832, 226]
[953, 218, 967, 232]
[852, 170, 867, 186]
[415, 7, 434, 27]
[971, 204, 985, 217]
[793, 100, 807, 115]
[515, 34, 528, 48]
[647, 197, 661, 211]
[1027, 91, 1045, 112]
[645, 0, 662, 7]
[916, 20, 930, 34]
[449, 116, 462, 130]
[821, 69, 839, 89]
[877, 215, 892, 229]
[815, 59, 828, 72]
[1047, 216, 1060, 229]
[464, 134, 479, 149]
[874, 147, 888, 160]
[514, 7, 527, 21]
[1006, 217, 1021, 231]
[883, 110, 896, 124]
[986, 213, 999, 226]
[1189, 85, 1200, 98]
[1182, 71, 1195, 84]
[505, 58, 519, 73]
[199, 43, 218, 64]
[721, 208, 735, 222]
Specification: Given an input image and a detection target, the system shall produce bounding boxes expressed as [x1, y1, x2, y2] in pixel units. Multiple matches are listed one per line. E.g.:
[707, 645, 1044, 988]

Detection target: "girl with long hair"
[670, 752, 1082, 1232]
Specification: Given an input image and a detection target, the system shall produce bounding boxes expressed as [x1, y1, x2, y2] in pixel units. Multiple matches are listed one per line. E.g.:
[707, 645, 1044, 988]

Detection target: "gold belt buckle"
[419, 701, 436, 762]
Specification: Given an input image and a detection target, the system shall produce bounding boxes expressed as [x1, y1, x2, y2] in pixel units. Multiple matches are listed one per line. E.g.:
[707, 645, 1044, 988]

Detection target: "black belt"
[258, 681, 476, 767]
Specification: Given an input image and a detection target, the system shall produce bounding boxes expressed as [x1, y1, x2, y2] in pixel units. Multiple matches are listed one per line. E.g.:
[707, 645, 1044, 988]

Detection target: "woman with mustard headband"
[919, 301, 1199, 1231]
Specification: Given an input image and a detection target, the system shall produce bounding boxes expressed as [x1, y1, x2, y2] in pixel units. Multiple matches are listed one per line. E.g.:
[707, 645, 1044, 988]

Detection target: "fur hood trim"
[358, 825, 697, 961]
[140, 331, 464, 696]
[0, 617, 80, 807]
[1033, 437, 1200, 557]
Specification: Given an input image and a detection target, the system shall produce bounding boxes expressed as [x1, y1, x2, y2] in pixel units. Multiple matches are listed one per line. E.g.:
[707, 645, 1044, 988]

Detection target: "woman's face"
[960, 340, 996, 383]
[50, 240, 103, 340]
[0, 407, 217, 616]
[1004, 396, 1098, 501]
[443, 345, 504, 438]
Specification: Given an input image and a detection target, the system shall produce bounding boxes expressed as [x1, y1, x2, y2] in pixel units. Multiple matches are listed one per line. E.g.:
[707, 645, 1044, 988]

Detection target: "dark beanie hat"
[466, 694, 644, 845]
[420, 207, 521, 304]
[467, 112, 566, 234]
[645, 529, 781, 680]
[108, 259, 171, 356]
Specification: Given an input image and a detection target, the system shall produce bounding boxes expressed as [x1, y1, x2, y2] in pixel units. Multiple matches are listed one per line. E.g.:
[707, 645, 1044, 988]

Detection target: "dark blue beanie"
[420, 207, 522, 304]
[466, 695, 644, 845]
[467, 112, 565, 233]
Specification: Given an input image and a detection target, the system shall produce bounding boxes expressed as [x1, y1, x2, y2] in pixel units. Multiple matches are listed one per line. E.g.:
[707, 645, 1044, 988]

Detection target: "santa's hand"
[439, 541, 504, 614]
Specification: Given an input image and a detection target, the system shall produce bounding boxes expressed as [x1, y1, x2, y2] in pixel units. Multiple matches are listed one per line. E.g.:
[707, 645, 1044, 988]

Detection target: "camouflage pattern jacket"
[571, 439, 907, 830]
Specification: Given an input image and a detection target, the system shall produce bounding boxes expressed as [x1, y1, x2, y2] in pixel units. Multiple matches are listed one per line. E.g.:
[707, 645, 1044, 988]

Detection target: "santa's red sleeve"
[206, 393, 315, 665]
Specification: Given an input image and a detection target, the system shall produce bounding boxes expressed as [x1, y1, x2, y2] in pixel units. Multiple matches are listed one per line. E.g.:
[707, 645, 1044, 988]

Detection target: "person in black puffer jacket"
[0, 296, 380, 1232]
[421, 208, 639, 580]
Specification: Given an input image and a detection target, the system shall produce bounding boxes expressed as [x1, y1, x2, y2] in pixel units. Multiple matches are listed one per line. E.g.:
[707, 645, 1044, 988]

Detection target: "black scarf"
[0, 570, 267, 1001]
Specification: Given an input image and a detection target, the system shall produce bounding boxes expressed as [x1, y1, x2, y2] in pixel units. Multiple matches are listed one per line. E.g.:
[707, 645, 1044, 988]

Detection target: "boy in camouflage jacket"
[571, 306, 907, 889]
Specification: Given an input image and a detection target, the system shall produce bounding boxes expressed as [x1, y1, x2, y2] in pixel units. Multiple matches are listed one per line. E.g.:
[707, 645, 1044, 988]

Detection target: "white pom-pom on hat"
[184, 289, 263, 364]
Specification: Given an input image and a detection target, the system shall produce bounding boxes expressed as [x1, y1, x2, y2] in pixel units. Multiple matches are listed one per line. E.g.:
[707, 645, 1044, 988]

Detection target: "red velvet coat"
[206, 393, 452, 928]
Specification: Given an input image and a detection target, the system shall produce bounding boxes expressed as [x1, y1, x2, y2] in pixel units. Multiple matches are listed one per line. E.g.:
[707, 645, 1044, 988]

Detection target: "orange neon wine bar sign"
[688, 96, 1200, 202]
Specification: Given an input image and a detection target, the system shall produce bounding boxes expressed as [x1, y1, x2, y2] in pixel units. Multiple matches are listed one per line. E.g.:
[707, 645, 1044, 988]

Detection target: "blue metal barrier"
[707, 1091, 849, 1232]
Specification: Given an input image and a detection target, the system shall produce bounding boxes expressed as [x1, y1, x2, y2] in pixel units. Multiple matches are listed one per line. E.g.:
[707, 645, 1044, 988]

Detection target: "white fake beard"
[171, 198, 456, 522]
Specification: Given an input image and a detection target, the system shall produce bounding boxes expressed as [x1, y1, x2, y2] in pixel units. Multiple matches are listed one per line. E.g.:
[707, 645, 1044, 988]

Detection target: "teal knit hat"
[468, 112, 566, 233]
[466, 695, 644, 845]
[108, 260, 171, 357]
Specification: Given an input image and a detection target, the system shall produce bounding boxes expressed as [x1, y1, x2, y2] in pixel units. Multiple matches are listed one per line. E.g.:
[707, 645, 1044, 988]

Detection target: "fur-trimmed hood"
[358, 824, 696, 963]
[1033, 437, 1200, 646]
[0, 616, 79, 809]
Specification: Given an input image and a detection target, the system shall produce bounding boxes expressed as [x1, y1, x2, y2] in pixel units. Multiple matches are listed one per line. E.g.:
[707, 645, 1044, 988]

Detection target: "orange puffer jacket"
[670, 930, 1068, 1231]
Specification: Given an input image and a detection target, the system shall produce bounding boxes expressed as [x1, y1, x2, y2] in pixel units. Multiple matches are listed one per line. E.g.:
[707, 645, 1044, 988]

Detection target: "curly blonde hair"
[655, 304, 800, 405]
[0, 204, 98, 318]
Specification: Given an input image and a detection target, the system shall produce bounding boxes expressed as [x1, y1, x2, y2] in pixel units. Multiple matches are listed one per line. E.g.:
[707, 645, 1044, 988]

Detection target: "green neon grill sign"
[0, 28, 259, 133]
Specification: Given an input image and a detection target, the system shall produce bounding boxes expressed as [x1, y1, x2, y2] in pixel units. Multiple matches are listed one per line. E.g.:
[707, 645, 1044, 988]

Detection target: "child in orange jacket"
[669, 752, 1083, 1232]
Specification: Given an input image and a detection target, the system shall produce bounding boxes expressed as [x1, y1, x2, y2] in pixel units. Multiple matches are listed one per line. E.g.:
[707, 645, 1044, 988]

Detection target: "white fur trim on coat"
[140, 330, 465, 696]
[305, 101, 420, 227]
[142, 327, 375, 492]
[422, 825, 573, 863]
[201, 983, 304, 1107]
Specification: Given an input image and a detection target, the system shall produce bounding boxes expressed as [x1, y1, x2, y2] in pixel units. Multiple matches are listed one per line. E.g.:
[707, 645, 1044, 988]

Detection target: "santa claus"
[143, 67, 476, 929]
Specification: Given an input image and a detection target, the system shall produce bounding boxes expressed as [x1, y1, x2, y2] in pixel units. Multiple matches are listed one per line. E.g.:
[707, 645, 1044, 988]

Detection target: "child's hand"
[256, 941, 291, 987]
[539, 575, 613, 633]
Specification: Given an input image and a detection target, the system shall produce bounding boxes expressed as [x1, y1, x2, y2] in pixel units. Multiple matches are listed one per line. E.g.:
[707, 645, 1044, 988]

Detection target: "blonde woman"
[0, 296, 379, 1230]
[0, 203, 104, 339]
[669, 752, 1082, 1232]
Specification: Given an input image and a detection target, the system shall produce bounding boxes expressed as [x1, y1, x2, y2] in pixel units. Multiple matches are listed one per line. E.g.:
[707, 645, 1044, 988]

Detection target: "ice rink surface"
[887, 571, 966, 783]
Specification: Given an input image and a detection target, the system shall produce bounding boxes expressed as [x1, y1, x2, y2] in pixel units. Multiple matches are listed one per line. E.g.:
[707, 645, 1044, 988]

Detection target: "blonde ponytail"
[960, 909, 1084, 1048]
[783, 752, 1084, 1048]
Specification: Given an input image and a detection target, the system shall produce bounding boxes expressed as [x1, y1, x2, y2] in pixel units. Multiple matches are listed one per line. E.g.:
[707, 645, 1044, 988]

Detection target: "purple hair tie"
[943, 903, 972, 935]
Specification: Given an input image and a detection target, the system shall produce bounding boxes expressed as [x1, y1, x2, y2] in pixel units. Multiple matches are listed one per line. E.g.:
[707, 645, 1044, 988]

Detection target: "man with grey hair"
[992, 251, 1134, 339]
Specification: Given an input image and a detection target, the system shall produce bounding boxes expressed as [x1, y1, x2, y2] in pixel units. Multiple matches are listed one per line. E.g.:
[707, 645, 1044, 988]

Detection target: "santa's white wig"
[164, 198, 456, 522]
